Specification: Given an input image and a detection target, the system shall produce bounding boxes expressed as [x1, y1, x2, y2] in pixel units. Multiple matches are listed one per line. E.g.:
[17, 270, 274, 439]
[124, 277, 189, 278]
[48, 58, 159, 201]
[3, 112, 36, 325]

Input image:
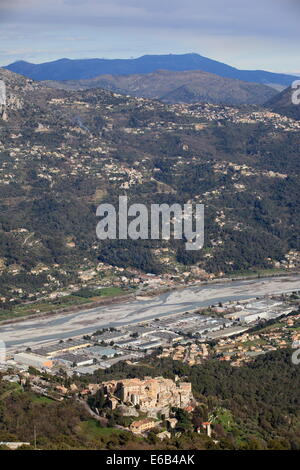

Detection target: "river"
[1, 274, 300, 351]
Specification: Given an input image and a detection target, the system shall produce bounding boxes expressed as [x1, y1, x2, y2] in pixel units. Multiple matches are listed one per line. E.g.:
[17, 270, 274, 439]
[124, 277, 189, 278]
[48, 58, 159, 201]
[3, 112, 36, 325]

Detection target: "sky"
[0, 0, 299, 73]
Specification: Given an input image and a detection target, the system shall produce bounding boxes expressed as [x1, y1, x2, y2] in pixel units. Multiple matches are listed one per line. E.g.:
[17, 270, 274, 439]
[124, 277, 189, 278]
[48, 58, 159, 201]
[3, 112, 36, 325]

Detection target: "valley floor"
[2, 274, 300, 352]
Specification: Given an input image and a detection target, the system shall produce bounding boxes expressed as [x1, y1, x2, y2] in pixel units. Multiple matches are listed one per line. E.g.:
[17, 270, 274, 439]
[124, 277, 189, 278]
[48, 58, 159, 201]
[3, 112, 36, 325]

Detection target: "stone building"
[130, 418, 156, 434]
[102, 376, 193, 413]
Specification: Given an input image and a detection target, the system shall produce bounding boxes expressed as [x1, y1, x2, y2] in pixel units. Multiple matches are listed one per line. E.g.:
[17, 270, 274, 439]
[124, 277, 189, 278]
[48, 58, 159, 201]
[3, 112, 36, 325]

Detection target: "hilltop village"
[1, 290, 299, 424]
[0, 290, 299, 448]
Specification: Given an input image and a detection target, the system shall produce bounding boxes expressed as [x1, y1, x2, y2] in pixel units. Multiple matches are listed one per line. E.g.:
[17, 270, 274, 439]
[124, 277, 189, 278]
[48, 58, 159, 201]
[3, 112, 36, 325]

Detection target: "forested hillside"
[1, 67, 300, 307]
[43, 69, 277, 105]
[1, 349, 299, 450]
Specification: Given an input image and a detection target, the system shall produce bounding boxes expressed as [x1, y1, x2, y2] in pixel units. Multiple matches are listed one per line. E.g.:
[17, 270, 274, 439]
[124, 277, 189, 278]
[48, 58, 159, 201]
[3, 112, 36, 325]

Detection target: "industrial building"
[13, 353, 53, 370]
[56, 354, 94, 367]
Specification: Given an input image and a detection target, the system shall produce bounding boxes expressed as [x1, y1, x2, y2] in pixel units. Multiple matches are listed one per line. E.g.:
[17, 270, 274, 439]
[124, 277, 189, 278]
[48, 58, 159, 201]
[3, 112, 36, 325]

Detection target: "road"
[1, 275, 300, 352]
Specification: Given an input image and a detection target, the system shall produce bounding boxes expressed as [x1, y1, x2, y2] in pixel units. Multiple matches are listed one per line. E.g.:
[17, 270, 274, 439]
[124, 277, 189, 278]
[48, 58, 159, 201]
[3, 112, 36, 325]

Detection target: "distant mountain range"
[43, 69, 277, 106]
[5, 53, 299, 89]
